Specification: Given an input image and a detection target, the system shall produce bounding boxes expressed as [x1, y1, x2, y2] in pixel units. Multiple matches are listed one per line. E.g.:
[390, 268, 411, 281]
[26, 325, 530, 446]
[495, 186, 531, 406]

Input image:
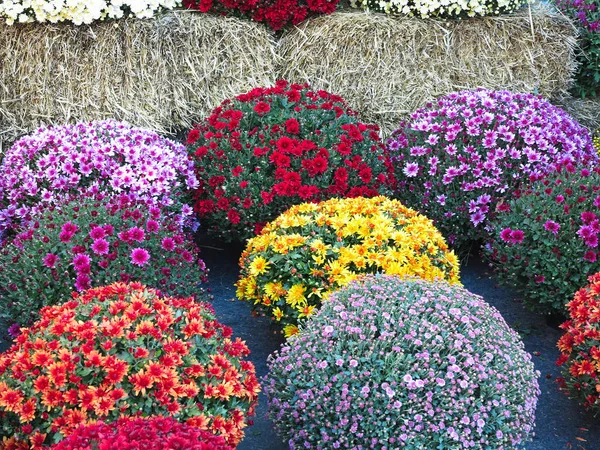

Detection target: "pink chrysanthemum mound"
[265, 275, 540, 449]
[484, 166, 600, 314]
[0, 193, 208, 328]
[0, 120, 198, 233]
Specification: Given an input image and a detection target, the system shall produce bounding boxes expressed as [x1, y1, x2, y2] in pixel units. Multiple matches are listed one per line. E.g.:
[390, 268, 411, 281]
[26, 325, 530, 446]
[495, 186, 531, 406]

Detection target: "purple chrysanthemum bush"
[387, 89, 597, 254]
[0, 120, 198, 234]
[265, 275, 540, 449]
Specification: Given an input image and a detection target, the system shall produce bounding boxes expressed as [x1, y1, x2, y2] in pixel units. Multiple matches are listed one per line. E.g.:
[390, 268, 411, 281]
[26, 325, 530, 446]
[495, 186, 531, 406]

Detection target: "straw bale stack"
[277, 6, 578, 134]
[0, 11, 278, 145]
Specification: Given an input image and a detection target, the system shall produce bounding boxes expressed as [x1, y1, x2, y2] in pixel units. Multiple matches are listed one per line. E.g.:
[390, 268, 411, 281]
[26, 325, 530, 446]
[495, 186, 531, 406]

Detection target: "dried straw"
[277, 6, 578, 135]
[554, 96, 600, 131]
[0, 11, 278, 147]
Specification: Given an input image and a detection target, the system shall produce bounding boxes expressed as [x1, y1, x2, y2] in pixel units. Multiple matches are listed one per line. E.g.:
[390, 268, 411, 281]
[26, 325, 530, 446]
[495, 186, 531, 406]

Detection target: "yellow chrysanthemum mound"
[236, 196, 460, 336]
[594, 129, 600, 154]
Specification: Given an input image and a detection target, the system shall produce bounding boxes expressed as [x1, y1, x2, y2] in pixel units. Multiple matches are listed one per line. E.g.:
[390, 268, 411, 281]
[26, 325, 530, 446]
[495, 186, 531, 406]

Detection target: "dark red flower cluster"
[186, 80, 392, 242]
[50, 416, 234, 450]
[183, 0, 338, 30]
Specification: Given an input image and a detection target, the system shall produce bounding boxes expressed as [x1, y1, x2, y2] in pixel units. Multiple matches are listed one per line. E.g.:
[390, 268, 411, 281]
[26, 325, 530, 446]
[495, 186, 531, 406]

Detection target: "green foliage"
[0, 194, 208, 328]
[573, 33, 600, 98]
[556, 0, 600, 98]
[484, 167, 600, 315]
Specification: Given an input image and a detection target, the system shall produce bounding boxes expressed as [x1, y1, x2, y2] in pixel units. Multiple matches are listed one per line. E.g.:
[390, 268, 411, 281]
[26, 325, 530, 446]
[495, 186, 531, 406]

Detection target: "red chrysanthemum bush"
[182, 0, 339, 31]
[0, 283, 260, 448]
[556, 273, 600, 414]
[187, 80, 392, 242]
[49, 416, 234, 450]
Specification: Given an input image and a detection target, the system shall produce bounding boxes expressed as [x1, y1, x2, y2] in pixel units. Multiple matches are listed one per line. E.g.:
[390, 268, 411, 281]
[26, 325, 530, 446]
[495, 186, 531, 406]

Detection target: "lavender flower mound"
[0, 120, 198, 232]
[265, 275, 540, 449]
[387, 89, 597, 253]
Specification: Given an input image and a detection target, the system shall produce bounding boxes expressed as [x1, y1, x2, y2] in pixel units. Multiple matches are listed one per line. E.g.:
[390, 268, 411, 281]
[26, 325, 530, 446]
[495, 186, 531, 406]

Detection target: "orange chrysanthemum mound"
[556, 272, 600, 414]
[0, 282, 260, 448]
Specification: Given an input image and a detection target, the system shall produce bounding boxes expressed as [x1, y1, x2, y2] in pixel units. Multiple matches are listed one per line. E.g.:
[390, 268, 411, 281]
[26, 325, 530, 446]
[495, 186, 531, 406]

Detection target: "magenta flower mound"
[387, 89, 597, 254]
[0, 120, 198, 233]
[484, 166, 600, 314]
[0, 193, 209, 328]
[265, 275, 540, 449]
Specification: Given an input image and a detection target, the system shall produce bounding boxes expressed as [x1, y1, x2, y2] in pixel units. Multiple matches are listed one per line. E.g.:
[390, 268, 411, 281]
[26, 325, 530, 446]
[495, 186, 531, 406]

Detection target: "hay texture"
[554, 96, 600, 131]
[0, 11, 277, 145]
[277, 6, 578, 135]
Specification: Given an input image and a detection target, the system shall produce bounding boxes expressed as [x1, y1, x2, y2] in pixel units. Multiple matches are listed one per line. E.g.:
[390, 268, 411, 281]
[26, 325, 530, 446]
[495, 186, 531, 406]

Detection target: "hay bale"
[0, 11, 278, 143]
[277, 6, 578, 135]
[554, 95, 600, 131]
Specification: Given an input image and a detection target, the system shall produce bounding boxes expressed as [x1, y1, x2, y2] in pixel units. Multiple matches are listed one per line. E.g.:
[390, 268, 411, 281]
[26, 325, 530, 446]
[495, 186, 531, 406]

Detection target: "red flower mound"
[186, 80, 392, 242]
[556, 272, 600, 415]
[50, 416, 234, 450]
[182, 0, 338, 31]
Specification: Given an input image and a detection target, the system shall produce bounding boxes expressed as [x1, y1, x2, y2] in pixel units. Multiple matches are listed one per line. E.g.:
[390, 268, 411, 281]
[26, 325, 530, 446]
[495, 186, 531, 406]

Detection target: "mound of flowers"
[387, 89, 597, 253]
[236, 196, 459, 336]
[187, 80, 392, 242]
[350, 0, 526, 19]
[183, 0, 337, 30]
[556, 0, 600, 98]
[49, 416, 233, 450]
[265, 275, 540, 448]
[594, 129, 600, 153]
[0, 193, 208, 329]
[0, 120, 198, 233]
[484, 166, 600, 315]
[556, 273, 600, 415]
[0, 0, 181, 25]
[0, 282, 259, 448]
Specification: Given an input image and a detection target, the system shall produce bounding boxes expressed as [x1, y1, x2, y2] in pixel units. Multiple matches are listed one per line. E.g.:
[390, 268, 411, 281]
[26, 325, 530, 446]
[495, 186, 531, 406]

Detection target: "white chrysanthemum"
[353, 0, 527, 18]
[0, 0, 182, 24]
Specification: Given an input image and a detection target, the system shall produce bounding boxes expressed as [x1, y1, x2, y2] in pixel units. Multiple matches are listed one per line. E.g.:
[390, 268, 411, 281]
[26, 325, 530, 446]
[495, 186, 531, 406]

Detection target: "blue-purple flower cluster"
[387, 89, 597, 253]
[265, 275, 540, 449]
